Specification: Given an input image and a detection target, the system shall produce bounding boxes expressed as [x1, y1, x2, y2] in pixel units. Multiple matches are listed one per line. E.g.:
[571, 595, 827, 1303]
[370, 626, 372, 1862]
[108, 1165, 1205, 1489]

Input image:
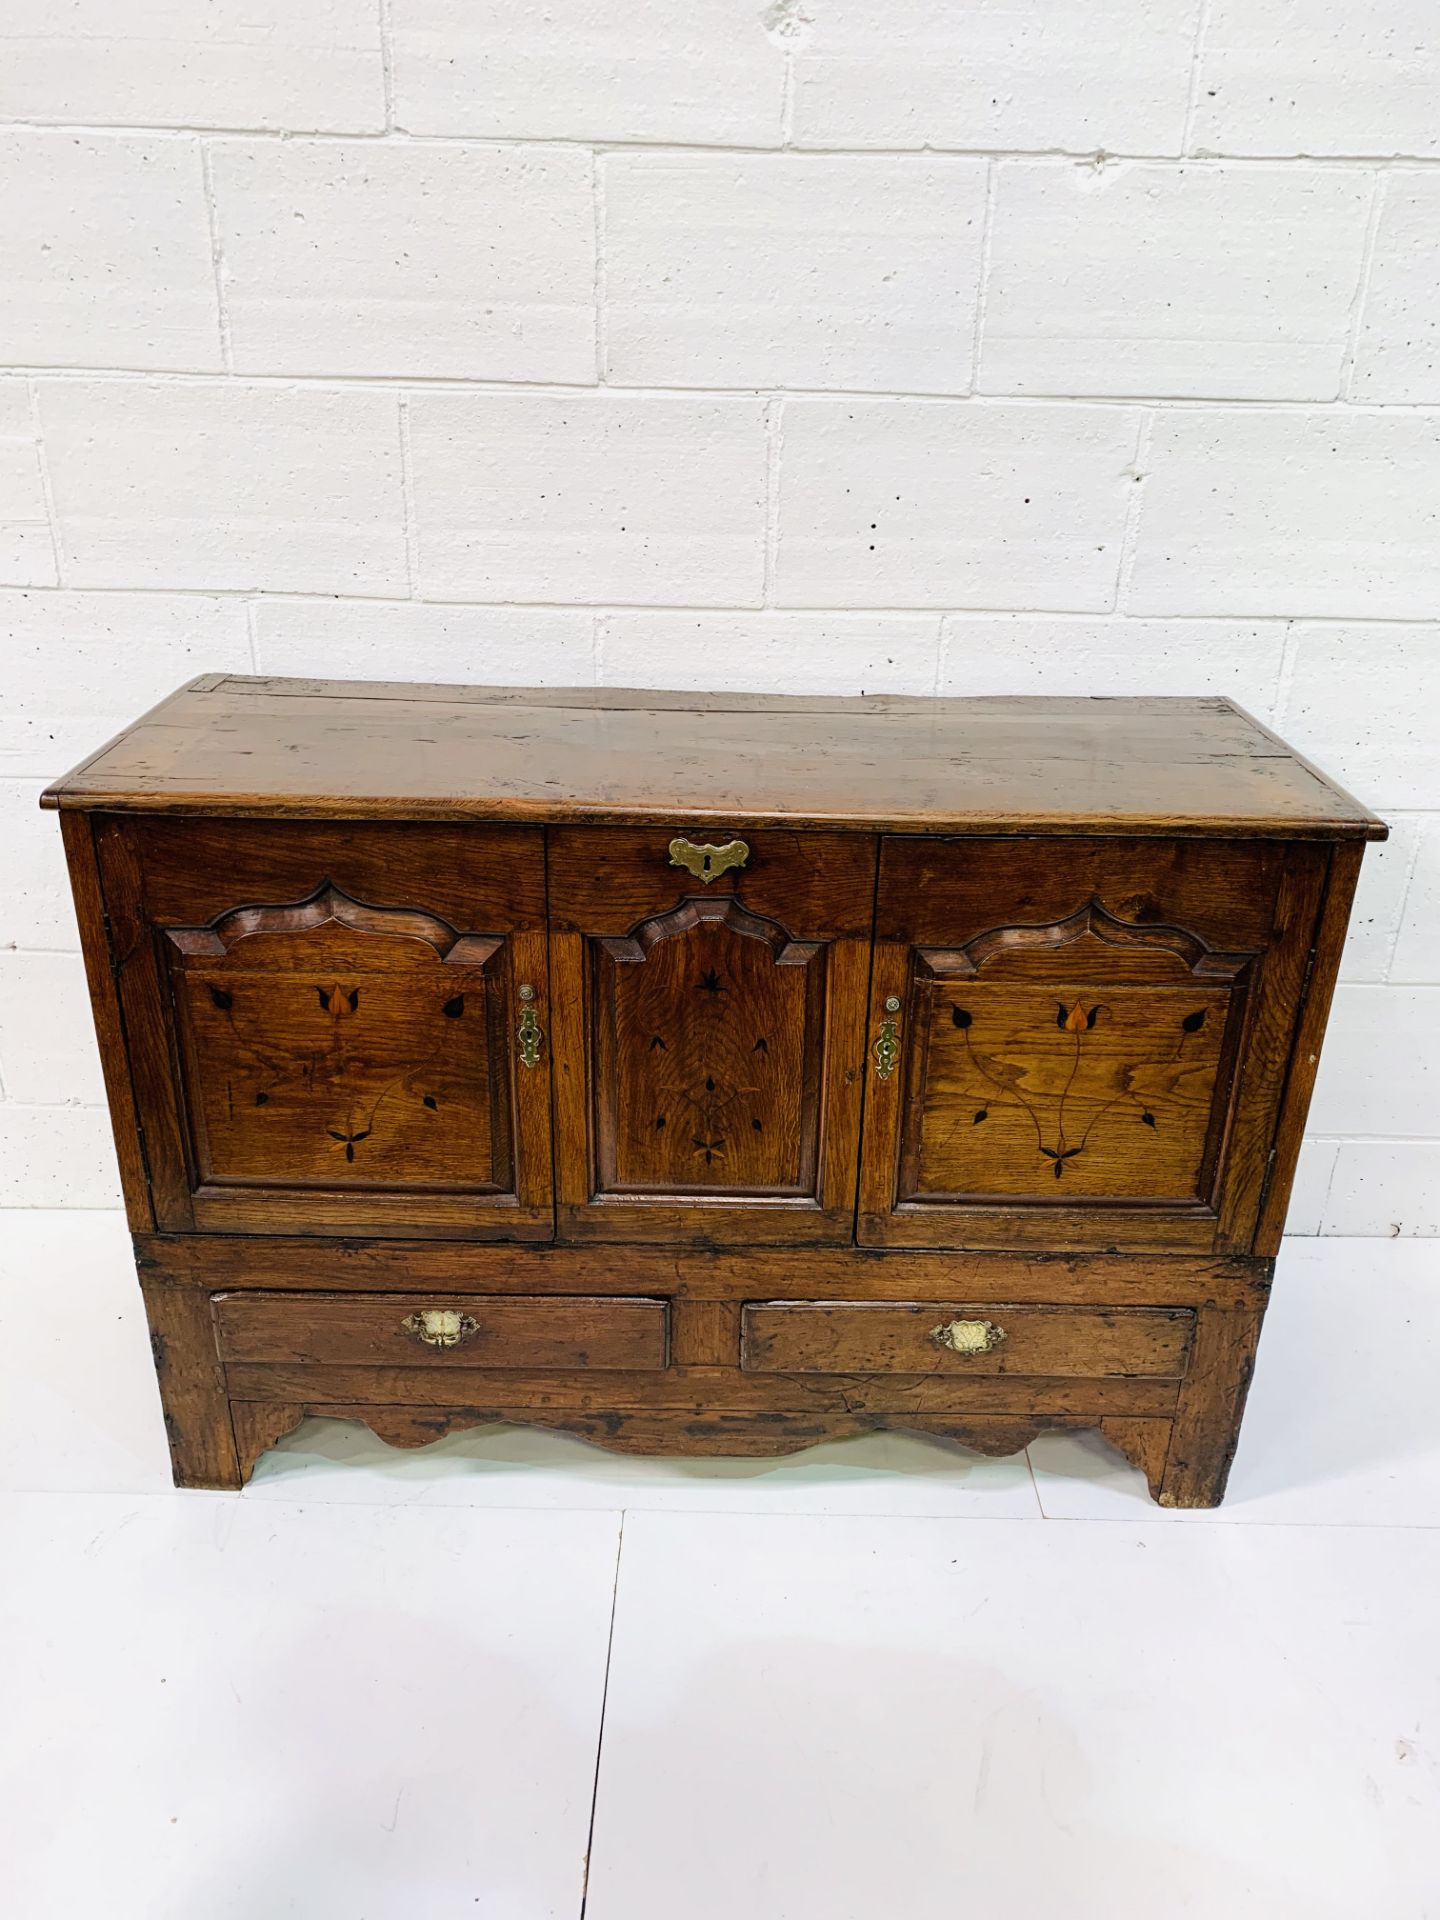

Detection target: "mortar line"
[590, 610, 606, 687]
[7, 121, 1440, 166]
[1339, 171, 1388, 399]
[396, 393, 420, 597]
[969, 158, 999, 394]
[242, 596, 261, 673]
[1381, 824, 1428, 986]
[8, 582, 1440, 626]
[1180, 0, 1215, 157]
[17, 366, 1440, 411]
[1272, 620, 1302, 729]
[592, 149, 607, 384]
[1112, 410, 1155, 613]
[25, 379, 65, 586]
[762, 397, 783, 607]
[377, 0, 397, 132]
[199, 138, 234, 372]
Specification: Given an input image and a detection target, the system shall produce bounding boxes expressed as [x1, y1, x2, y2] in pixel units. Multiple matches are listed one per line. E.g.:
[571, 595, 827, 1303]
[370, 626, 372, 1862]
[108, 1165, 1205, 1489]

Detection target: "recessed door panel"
[170, 898, 511, 1195]
[859, 838, 1326, 1253]
[592, 898, 825, 1198]
[97, 819, 554, 1239]
[550, 826, 875, 1245]
[905, 970, 1234, 1204]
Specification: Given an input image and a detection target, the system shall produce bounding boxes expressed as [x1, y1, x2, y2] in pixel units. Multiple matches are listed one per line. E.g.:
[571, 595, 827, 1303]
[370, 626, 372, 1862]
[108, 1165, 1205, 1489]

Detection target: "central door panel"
[549, 827, 875, 1245]
[592, 897, 826, 1198]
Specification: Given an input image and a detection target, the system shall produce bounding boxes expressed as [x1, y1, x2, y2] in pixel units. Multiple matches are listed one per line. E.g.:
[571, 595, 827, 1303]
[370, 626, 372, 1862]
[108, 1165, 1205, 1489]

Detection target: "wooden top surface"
[41, 674, 1384, 839]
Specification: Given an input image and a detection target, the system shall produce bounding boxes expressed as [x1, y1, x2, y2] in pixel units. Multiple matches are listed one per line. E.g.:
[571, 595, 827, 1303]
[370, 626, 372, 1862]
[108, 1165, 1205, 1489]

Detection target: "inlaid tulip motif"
[951, 999, 1211, 1178]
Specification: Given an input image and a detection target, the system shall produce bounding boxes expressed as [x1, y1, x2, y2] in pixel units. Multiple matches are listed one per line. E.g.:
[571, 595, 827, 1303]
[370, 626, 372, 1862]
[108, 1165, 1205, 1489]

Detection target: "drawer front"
[548, 825, 875, 1246]
[96, 818, 554, 1240]
[741, 1301, 1195, 1378]
[858, 835, 1328, 1254]
[214, 1292, 670, 1370]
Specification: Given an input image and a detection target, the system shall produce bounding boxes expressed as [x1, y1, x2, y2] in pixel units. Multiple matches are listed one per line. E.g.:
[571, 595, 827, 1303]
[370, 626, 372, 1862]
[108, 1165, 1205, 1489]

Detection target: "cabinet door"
[858, 837, 1328, 1253]
[549, 827, 874, 1244]
[98, 819, 553, 1238]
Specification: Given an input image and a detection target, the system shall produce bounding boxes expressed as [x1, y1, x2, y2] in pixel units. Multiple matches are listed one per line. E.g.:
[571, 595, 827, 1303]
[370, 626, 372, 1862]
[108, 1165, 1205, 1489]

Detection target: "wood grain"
[1254, 841, 1364, 1255]
[235, 1403, 1120, 1467]
[1158, 1305, 1264, 1507]
[42, 678, 1385, 838]
[58, 812, 154, 1231]
[50, 680, 1380, 1505]
[223, 1363, 1181, 1417]
[140, 1281, 239, 1488]
[96, 818, 554, 1240]
[136, 1235, 1274, 1309]
[741, 1302, 1195, 1378]
[213, 1292, 669, 1371]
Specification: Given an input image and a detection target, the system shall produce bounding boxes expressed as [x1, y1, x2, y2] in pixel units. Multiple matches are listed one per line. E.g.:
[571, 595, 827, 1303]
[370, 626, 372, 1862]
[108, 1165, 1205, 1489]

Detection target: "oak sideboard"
[44, 677, 1384, 1504]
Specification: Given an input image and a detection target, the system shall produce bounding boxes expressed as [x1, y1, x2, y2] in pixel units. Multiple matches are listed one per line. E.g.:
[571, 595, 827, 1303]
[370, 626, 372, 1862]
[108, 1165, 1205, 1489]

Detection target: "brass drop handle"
[516, 983, 543, 1069]
[669, 836, 749, 884]
[402, 1309, 479, 1349]
[932, 1318, 1006, 1356]
[873, 995, 902, 1081]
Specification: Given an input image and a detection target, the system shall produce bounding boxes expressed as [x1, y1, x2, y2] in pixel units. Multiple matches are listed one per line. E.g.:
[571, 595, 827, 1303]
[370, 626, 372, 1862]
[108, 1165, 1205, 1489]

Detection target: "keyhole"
[702, 852, 713, 876]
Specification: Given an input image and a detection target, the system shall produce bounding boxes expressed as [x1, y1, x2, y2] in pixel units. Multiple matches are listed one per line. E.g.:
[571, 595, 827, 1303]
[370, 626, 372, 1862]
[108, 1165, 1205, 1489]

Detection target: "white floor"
[2, 1214, 1437, 1917]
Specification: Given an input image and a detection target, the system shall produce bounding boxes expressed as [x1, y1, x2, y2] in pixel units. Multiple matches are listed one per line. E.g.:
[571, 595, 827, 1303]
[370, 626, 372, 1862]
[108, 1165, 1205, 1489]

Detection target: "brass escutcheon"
[931, 1318, 1007, 1356]
[402, 1309, 479, 1349]
[668, 836, 750, 884]
[873, 997, 902, 1081]
[516, 986, 543, 1069]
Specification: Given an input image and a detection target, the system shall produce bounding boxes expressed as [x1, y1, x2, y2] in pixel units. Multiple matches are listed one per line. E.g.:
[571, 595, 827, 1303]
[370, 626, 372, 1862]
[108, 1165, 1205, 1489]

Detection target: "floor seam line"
[579, 1510, 626, 1918]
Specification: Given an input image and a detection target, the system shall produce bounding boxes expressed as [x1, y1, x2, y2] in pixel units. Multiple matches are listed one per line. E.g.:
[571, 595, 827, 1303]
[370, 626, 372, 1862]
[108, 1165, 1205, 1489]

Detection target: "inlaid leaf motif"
[949, 988, 1212, 1184]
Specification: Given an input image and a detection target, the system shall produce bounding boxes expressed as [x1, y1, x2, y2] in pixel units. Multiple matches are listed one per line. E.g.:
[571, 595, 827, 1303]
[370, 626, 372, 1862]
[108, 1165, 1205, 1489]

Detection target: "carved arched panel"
[590, 894, 828, 1199]
[165, 883, 514, 1202]
[897, 899, 1255, 1208]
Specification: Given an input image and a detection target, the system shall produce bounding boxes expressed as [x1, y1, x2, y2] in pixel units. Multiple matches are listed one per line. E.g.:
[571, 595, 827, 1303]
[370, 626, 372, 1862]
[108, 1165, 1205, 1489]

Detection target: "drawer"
[213, 1292, 670, 1370]
[740, 1301, 1194, 1378]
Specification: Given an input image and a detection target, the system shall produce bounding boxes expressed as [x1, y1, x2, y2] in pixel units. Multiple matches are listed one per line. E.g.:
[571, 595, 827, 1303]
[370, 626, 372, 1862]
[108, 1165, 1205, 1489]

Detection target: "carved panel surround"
[897, 899, 1256, 1207]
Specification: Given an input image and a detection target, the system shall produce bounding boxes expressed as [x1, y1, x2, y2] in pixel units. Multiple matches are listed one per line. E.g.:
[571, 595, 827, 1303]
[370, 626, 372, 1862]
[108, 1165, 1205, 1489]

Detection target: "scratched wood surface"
[740, 1301, 1195, 1378]
[213, 1291, 670, 1371]
[42, 675, 1384, 836]
[53, 680, 1381, 1507]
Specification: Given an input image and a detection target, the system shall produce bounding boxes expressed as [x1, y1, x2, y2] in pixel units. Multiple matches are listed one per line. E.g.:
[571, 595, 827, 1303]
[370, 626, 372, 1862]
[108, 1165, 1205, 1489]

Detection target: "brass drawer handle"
[872, 995, 902, 1081]
[403, 1309, 479, 1349]
[669, 836, 749, 884]
[516, 983, 543, 1069]
[932, 1318, 1006, 1356]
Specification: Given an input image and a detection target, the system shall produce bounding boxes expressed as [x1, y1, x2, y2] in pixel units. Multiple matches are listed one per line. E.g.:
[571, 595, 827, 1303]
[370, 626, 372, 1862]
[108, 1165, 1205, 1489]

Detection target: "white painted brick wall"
[210, 141, 597, 380]
[602, 154, 987, 392]
[1, 1, 1436, 1233]
[978, 162, 1372, 401]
